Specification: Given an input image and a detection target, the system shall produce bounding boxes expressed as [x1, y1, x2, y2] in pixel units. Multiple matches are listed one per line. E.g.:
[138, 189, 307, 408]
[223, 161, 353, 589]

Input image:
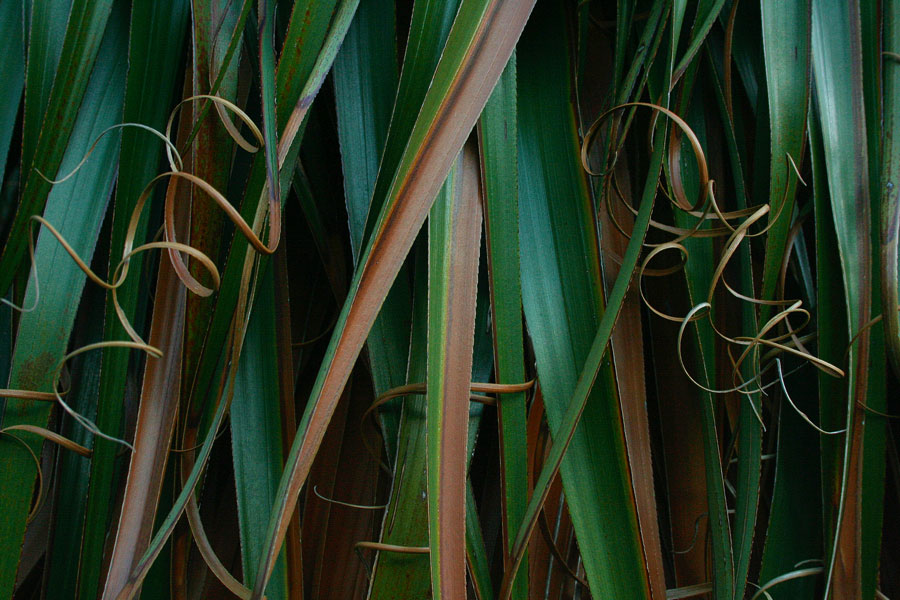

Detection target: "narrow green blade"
[512, 3, 652, 595]
[0, 7, 127, 592]
[333, 0, 397, 261]
[426, 143, 483, 599]
[1, 0, 116, 294]
[332, 0, 408, 462]
[811, 0, 883, 595]
[478, 54, 529, 600]
[78, 3, 189, 595]
[231, 266, 288, 599]
[0, 0, 25, 188]
[252, 0, 534, 594]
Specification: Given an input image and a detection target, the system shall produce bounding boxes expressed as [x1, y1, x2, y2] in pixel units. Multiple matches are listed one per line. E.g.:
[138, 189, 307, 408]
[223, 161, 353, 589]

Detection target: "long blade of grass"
[272, 241, 303, 593]
[77, 3, 189, 596]
[252, 1, 535, 595]
[684, 47, 756, 600]
[810, 0, 876, 595]
[758, 368, 823, 599]
[0, 0, 116, 295]
[426, 141, 483, 600]
[857, 6, 888, 599]
[110, 185, 265, 600]
[511, 121, 657, 593]
[19, 0, 71, 192]
[758, 0, 810, 326]
[231, 265, 288, 599]
[181, 0, 243, 422]
[368, 212, 495, 599]
[257, 0, 280, 223]
[107, 7, 365, 594]
[185, 0, 338, 427]
[0, 8, 127, 594]
[100, 172, 190, 600]
[355, 0, 461, 464]
[103, 9, 356, 597]
[333, 0, 397, 261]
[883, 0, 900, 381]
[665, 34, 734, 600]
[506, 4, 657, 596]
[171, 5, 247, 584]
[43, 280, 105, 599]
[600, 154, 666, 600]
[808, 98, 850, 599]
[756, 3, 824, 598]
[478, 54, 529, 600]
[332, 0, 407, 463]
[366, 242, 431, 600]
[359, 0, 462, 251]
[671, 0, 726, 83]
[0, 0, 25, 188]
[466, 480, 495, 600]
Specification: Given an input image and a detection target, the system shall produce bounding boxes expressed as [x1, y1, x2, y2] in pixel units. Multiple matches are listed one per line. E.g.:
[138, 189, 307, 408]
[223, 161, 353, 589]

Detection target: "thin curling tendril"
[584, 103, 843, 434]
[1, 95, 275, 456]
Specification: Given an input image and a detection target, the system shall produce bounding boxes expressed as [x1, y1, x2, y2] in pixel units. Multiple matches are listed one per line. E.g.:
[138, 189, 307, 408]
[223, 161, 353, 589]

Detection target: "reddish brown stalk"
[601, 159, 666, 599]
[101, 175, 189, 599]
[307, 372, 381, 600]
[250, 2, 536, 595]
[273, 234, 304, 597]
[429, 142, 483, 599]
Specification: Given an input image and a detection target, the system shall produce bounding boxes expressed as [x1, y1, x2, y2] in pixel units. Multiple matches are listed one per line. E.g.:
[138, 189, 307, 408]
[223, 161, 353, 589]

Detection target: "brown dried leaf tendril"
[0, 96, 279, 547]
[584, 102, 846, 433]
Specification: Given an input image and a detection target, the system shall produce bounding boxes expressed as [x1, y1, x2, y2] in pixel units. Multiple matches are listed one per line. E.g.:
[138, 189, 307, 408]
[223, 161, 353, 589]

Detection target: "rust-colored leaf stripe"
[426, 142, 483, 599]
[101, 175, 189, 600]
[811, 1, 875, 596]
[250, 1, 536, 596]
[272, 238, 304, 594]
[601, 160, 666, 599]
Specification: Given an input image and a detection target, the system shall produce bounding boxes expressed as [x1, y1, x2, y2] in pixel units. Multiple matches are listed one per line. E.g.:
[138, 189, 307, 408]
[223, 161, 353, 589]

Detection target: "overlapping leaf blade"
[513, 3, 652, 595]
[251, 1, 535, 595]
[0, 7, 128, 592]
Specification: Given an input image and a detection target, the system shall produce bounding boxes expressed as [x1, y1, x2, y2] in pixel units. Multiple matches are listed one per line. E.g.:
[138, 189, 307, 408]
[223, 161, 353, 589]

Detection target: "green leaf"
[808, 97, 850, 596]
[360, 0, 462, 249]
[257, 0, 280, 221]
[367, 243, 431, 600]
[43, 282, 105, 599]
[811, 0, 881, 595]
[252, 0, 534, 594]
[756, 3, 824, 598]
[466, 480, 495, 600]
[185, 0, 339, 426]
[1, 0, 116, 295]
[333, 0, 397, 261]
[78, 2, 189, 596]
[0, 0, 25, 188]
[881, 0, 900, 381]
[758, 366, 823, 599]
[181, 0, 245, 430]
[857, 5, 888, 599]
[333, 0, 408, 462]
[478, 54, 529, 600]
[231, 265, 288, 599]
[672, 0, 727, 82]
[20, 0, 71, 184]
[759, 0, 810, 310]
[510, 4, 653, 595]
[426, 143, 483, 599]
[0, 6, 127, 592]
